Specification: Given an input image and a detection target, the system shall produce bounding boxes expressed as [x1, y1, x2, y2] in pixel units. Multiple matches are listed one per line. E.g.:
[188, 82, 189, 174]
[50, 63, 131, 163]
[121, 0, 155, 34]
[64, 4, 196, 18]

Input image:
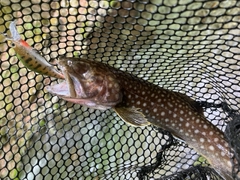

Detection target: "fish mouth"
[46, 65, 81, 98]
[46, 64, 97, 101]
[45, 74, 120, 111]
[46, 58, 123, 110]
[60, 65, 77, 97]
[46, 81, 71, 97]
[46, 75, 85, 99]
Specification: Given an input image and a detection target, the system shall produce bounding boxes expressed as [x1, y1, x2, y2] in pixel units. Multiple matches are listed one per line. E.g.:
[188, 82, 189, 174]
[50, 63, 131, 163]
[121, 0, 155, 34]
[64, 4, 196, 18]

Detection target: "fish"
[4, 21, 64, 79]
[46, 57, 234, 180]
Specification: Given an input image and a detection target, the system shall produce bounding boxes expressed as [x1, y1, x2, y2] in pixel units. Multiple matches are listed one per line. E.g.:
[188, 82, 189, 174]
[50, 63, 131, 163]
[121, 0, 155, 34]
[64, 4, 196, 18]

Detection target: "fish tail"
[1, 21, 21, 46]
[9, 20, 21, 41]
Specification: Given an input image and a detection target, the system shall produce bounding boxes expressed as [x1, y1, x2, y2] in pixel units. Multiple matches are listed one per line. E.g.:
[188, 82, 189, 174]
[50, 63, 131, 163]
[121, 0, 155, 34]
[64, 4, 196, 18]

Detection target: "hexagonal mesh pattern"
[0, 0, 239, 180]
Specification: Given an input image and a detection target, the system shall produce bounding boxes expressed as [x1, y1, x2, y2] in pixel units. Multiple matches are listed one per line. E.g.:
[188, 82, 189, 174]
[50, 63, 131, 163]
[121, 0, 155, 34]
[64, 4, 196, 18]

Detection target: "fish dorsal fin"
[113, 107, 150, 126]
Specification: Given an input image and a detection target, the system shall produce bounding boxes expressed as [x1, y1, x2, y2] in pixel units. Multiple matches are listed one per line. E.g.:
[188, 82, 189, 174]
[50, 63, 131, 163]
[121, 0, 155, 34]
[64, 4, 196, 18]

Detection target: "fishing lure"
[47, 57, 234, 180]
[4, 21, 64, 79]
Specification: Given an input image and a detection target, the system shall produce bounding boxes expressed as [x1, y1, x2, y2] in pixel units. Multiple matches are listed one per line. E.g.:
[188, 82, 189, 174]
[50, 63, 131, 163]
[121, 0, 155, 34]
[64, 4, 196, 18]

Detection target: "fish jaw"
[46, 81, 108, 109]
[46, 58, 122, 110]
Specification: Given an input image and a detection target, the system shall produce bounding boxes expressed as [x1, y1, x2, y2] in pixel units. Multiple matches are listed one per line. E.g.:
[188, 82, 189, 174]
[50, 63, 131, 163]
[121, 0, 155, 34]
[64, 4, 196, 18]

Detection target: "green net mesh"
[0, 0, 240, 179]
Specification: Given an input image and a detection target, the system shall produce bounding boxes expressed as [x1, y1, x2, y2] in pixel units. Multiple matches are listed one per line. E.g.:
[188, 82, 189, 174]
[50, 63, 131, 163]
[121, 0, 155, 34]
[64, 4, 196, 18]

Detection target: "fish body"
[46, 57, 233, 180]
[5, 21, 64, 79]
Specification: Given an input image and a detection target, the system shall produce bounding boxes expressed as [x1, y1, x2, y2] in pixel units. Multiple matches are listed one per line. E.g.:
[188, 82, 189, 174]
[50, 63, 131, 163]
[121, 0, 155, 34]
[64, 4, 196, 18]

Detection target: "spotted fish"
[46, 57, 233, 180]
[4, 21, 64, 79]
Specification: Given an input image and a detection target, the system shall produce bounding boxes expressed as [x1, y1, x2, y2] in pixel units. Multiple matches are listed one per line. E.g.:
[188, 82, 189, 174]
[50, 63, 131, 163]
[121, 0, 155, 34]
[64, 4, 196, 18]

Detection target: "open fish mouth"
[46, 73, 108, 110]
[46, 81, 72, 98]
[46, 65, 78, 98]
[46, 69, 90, 99]
[46, 57, 123, 110]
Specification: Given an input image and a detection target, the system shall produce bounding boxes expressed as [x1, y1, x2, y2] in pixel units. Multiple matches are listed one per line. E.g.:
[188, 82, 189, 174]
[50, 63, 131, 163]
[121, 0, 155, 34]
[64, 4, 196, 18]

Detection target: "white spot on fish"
[153, 108, 157, 113]
[108, 76, 114, 81]
[200, 138, 205, 143]
[161, 112, 165, 116]
[224, 142, 229, 148]
[168, 102, 173, 108]
[221, 151, 226, 157]
[203, 124, 208, 129]
[194, 129, 199, 134]
[209, 146, 215, 151]
[227, 161, 232, 167]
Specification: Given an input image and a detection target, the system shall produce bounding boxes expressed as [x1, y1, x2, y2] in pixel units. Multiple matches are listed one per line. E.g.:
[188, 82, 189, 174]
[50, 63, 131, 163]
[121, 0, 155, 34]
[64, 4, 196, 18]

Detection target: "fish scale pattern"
[0, 0, 239, 179]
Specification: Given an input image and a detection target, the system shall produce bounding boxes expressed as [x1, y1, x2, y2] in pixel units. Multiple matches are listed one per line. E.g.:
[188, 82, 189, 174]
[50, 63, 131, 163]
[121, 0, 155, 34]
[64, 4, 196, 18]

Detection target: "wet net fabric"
[0, 0, 240, 179]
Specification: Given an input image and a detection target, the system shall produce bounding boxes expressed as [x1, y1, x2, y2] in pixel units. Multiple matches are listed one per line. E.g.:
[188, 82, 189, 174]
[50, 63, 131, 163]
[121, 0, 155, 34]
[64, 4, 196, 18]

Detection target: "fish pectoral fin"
[113, 107, 150, 126]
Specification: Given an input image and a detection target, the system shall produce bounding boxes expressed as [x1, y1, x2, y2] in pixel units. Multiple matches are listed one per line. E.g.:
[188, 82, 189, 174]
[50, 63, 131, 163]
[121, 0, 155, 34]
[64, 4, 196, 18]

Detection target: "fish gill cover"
[0, 0, 239, 180]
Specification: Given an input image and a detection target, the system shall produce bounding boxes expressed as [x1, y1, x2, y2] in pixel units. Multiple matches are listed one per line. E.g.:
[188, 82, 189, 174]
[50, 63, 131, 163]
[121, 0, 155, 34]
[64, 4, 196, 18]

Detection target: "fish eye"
[8, 41, 16, 47]
[67, 60, 73, 66]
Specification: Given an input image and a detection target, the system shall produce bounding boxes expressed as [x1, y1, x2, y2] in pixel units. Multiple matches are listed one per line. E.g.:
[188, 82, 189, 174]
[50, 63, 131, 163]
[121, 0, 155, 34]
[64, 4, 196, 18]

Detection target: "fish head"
[46, 57, 122, 110]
